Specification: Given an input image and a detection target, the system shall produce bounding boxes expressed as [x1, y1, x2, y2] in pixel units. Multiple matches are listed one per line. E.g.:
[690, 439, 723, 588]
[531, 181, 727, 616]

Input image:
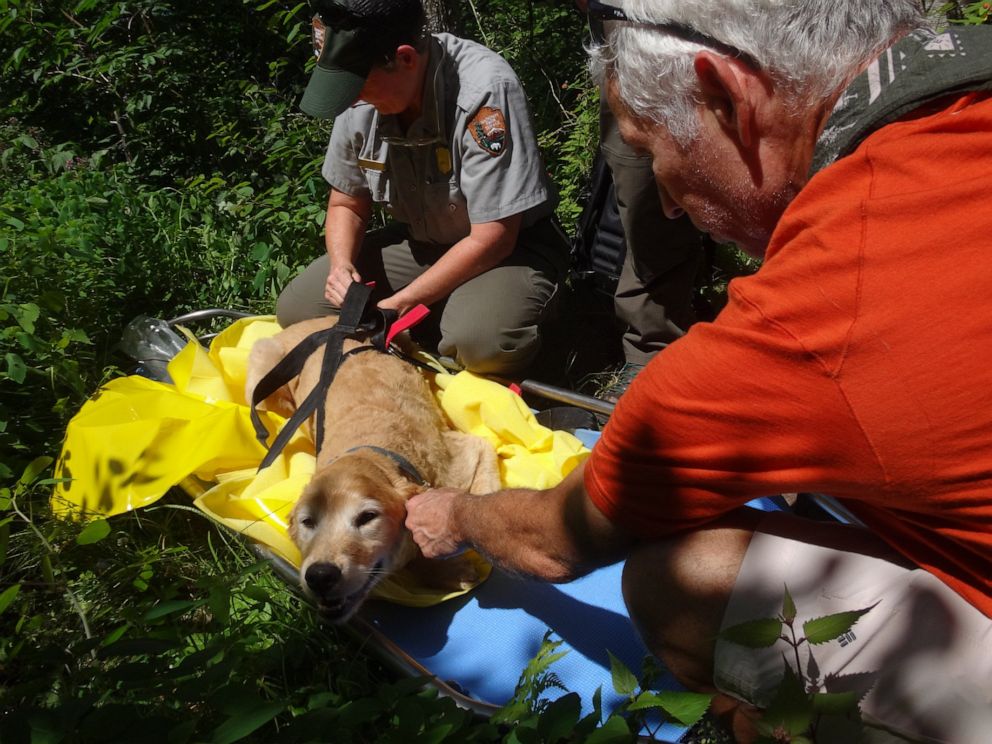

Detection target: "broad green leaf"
[608, 650, 638, 696]
[0, 487, 11, 510]
[101, 624, 129, 647]
[627, 690, 712, 726]
[761, 663, 812, 736]
[143, 598, 207, 622]
[537, 692, 581, 743]
[76, 518, 110, 545]
[15, 302, 39, 332]
[5, 352, 26, 384]
[211, 701, 284, 744]
[812, 691, 859, 714]
[720, 617, 783, 648]
[420, 722, 456, 744]
[782, 584, 797, 624]
[0, 583, 20, 615]
[803, 605, 875, 645]
[585, 714, 633, 744]
[250, 242, 271, 261]
[19, 456, 53, 485]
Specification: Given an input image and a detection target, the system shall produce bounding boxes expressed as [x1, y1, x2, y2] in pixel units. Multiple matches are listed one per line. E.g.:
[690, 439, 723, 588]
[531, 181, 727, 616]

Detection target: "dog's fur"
[246, 316, 500, 621]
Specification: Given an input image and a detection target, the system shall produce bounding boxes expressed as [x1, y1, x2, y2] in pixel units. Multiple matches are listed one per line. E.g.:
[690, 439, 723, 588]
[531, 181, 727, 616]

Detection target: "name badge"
[358, 158, 385, 172]
[435, 146, 452, 176]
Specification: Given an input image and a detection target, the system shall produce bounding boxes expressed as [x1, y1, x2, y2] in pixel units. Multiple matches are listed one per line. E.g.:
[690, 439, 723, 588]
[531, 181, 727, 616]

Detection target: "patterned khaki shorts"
[714, 516, 992, 744]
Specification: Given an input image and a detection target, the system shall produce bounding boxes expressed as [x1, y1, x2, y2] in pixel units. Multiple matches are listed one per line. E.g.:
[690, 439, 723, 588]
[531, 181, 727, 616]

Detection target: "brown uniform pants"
[276, 218, 569, 376]
[600, 103, 710, 364]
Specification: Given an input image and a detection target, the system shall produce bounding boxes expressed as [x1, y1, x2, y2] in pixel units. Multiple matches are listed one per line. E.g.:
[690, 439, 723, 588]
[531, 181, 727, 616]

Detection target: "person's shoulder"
[335, 101, 376, 128]
[435, 33, 523, 110]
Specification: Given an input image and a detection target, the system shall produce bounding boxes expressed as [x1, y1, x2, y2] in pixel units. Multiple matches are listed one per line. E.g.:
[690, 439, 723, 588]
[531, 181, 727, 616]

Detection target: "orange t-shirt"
[585, 93, 992, 617]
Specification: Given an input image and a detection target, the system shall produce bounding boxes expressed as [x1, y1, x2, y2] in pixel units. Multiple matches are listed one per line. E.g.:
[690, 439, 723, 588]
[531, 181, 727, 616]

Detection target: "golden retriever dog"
[246, 316, 500, 621]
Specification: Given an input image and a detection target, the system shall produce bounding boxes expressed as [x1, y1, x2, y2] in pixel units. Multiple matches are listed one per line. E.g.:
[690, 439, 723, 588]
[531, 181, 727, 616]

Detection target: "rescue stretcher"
[54, 309, 854, 742]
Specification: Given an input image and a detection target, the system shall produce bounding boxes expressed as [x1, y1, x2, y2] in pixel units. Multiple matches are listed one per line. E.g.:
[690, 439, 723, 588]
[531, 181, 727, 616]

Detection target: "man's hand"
[405, 488, 466, 559]
[325, 262, 362, 307]
[377, 292, 415, 317]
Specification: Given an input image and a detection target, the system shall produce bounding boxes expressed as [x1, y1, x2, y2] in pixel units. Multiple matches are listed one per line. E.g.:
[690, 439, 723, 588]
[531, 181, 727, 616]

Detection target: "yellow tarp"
[52, 316, 589, 606]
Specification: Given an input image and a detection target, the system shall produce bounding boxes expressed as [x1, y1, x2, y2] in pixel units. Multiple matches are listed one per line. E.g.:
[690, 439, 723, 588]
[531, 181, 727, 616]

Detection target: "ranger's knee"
[439, 325, 541, 376]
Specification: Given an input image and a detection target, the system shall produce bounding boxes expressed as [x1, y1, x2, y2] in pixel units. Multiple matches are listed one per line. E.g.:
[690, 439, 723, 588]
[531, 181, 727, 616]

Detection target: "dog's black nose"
[305, 562, 343, 594]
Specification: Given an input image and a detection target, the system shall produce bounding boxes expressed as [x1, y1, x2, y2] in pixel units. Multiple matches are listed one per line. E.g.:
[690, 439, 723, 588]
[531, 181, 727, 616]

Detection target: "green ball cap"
[300, 25, 377, 120]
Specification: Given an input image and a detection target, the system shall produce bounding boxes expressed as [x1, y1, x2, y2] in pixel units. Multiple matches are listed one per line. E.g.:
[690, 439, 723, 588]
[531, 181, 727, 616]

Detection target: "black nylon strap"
[250, 327, 335, 445]
[253, 282, 374, 471]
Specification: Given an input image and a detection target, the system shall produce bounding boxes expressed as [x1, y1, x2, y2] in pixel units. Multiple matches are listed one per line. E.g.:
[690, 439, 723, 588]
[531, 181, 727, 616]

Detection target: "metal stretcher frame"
[159, 309, 858, 740]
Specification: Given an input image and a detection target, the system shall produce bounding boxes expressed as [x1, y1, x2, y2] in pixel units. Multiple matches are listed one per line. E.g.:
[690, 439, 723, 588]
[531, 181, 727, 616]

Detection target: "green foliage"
[720, 586, 873, 743]
[447, 0, 598, 228]
[0, 0, 723, 740]
[929, 1, 992, 24]
[493, 632, 712, 742]
[0, 0, 319, 179]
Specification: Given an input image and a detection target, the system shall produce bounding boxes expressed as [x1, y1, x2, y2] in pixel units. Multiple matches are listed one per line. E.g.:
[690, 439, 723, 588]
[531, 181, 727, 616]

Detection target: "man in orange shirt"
[406, 1, 992, 741]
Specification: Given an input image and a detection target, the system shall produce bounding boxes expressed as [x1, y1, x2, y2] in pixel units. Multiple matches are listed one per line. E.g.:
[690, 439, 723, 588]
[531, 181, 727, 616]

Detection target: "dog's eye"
[300, 515, 317, 529]
[354, 510, 379, 528]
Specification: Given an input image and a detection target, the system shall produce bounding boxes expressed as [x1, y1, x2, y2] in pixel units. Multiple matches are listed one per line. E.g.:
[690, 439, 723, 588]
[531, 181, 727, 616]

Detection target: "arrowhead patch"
[468, 106, 508, 157]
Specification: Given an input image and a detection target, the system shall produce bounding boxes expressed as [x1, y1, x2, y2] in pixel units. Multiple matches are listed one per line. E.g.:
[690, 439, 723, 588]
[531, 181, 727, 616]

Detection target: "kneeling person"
[277, 0, 568, 376]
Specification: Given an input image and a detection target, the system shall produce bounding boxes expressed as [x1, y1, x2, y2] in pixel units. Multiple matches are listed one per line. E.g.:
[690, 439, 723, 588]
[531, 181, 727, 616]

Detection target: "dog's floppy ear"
[442, 431, 500, 494]
[388, 472, 426, 502]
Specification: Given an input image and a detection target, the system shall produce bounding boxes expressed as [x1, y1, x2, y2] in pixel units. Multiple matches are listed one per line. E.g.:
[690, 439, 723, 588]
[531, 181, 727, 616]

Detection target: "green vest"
[811, 26, 992, 175]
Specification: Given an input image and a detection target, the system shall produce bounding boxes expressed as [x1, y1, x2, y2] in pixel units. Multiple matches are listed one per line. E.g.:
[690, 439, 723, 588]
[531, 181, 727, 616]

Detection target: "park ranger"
[277, 0, 569, 375]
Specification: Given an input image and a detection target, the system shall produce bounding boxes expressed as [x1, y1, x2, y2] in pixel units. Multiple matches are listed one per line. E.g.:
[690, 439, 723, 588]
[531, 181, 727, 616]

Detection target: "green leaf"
[19, 456, 53, 485]
[15, 302, 39, 333]
[719, 617, 783, 648]
[761, 663, 812, 737]
[585, 714, 633, 744]
[803, 605, 875, 645]
[782, 584, 797, 624]
[76, 518, 111, 545]
[608, 651, 638, 696]
[811, 691, 859, 714]
[0, 487, 11, 510]
[0, 583, 20, 615]
[536, 692, 581, 743]
[627, 690, 712, 726]
[211, 701, 284, 744]
[143, 598, 208, 622]
[5, 352, 26, 384]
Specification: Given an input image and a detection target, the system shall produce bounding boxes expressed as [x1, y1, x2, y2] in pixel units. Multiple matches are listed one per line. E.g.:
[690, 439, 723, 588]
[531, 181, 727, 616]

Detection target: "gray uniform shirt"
[322, 33, 556, 246]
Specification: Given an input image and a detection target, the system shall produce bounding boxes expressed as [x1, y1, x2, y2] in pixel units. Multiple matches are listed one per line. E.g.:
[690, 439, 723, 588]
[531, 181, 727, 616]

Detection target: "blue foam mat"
[358, 429, 784, 740]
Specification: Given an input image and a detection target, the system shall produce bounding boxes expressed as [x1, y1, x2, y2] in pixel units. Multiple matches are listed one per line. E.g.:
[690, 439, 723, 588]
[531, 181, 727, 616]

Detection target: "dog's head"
[288, 452, 421, 622]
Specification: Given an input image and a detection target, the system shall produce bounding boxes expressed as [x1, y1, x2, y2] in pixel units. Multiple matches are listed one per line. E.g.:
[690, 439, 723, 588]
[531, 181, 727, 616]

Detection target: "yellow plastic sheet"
[52, 316, 590, 606]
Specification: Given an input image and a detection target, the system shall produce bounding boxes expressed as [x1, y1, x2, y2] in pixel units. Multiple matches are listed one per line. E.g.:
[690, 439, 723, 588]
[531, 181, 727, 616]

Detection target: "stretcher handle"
[518, 379, 616, 417]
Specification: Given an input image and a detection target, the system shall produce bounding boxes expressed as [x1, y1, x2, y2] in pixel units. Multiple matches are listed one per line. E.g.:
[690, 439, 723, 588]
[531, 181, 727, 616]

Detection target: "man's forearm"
[448, 466, 631, 582]
[325, 203, 367, 266]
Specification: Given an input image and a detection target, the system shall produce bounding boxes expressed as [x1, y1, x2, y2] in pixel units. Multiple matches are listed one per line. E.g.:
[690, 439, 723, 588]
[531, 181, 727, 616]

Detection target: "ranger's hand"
[377, 292, 415, 318]
[405, 488, 466, 559]
[325, 262, 361, 307]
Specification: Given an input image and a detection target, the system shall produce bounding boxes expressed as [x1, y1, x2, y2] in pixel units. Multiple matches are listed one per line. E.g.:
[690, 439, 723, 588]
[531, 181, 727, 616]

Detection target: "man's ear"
[394, 44, 420, 70]
[693, 51, 756, 148]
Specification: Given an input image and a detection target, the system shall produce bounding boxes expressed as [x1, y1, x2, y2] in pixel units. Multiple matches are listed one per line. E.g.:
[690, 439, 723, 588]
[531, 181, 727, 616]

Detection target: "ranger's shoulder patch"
[468, 106, 509, 157]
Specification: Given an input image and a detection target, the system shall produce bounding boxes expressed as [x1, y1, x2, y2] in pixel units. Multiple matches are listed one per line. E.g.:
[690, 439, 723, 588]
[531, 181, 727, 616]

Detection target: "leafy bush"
[0, 1, 608, 741]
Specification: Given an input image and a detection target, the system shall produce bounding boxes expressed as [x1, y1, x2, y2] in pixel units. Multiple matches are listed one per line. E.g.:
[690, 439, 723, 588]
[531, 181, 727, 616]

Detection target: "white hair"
[590, 0, 925, 144]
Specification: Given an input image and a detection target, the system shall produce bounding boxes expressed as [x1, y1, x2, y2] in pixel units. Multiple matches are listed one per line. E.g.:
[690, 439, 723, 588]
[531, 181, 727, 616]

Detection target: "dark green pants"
[276, 218, 568, 376]
[600, 103, 708, 364]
